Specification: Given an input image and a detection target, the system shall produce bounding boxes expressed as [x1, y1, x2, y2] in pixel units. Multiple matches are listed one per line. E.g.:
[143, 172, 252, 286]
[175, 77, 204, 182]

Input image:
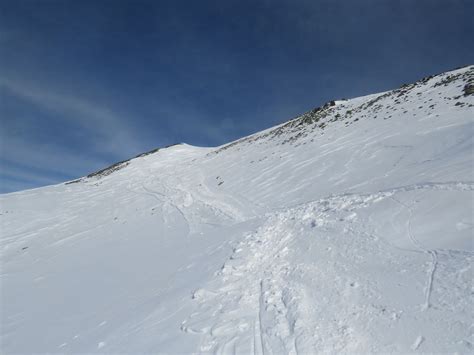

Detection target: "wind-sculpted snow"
[1, 66, 473, 353]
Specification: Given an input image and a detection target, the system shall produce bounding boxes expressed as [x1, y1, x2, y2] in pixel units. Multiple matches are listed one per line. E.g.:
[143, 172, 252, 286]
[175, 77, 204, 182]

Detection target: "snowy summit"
[1, 65, 474, 353]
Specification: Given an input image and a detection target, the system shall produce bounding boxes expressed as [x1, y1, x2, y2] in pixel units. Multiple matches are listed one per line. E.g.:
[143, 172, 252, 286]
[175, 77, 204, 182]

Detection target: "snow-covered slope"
[1, 66, 473, 354]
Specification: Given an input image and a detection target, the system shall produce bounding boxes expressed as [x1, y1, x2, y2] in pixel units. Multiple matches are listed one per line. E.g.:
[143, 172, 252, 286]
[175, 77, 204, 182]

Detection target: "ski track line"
[146, 167, 246, 228]
[258, 279, 267, 355]
[393, 196, 439, 312]
[124, 185, 167, 226]
[142, 184, 191, 234]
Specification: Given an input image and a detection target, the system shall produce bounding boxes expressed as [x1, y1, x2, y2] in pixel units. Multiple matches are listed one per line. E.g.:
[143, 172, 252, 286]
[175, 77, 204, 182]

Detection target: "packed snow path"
[1, 66, 473, 353]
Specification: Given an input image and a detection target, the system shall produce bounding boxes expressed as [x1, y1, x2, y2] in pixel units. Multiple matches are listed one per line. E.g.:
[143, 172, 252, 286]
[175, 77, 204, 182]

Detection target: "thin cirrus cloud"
[1, 134, 109, 180]
[1, 77, 145, 156]
[0, 77, 150, 193]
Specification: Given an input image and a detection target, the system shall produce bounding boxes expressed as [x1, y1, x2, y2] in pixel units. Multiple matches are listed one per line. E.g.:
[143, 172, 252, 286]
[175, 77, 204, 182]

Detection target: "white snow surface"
[1, 66, 473, 354]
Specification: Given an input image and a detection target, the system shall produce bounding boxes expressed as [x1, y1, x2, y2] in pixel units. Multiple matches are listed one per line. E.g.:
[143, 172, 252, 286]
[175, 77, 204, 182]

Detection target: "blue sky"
[1, 0, 473, 193]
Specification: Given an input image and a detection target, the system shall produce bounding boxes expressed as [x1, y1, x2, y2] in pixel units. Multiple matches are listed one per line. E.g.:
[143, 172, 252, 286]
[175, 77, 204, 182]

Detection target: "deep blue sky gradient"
[1, 0, 473, 192]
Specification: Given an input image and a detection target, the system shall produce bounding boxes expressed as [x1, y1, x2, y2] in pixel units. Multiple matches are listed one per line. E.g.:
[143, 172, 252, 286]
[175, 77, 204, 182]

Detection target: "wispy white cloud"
[1, 135, 109, 178]
[0, 77, 145, 157]
[0, 164, 60, 186]
[0, 76, 156, 192]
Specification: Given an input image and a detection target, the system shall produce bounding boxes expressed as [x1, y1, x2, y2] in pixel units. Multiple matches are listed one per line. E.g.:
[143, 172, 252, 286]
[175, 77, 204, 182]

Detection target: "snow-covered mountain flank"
[1, 65, 473, 354]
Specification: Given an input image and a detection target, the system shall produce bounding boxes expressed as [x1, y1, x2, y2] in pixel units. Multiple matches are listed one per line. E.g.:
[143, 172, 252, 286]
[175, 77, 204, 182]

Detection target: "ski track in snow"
[181, 180, 474, 353]
[390, 196, 439, 312]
